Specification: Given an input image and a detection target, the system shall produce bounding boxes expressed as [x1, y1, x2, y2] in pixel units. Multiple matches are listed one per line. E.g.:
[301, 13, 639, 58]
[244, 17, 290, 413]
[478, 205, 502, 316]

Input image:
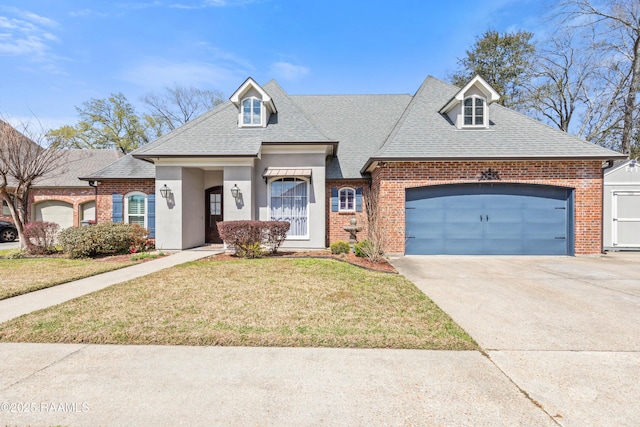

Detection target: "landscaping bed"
[0, 257, 476, 350]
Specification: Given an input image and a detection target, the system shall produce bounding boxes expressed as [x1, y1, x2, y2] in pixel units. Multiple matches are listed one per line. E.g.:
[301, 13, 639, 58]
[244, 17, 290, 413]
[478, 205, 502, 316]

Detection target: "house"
[0, 120, 121, 230]
[81, 75, 625, 255]
[603, 159, 640, 250]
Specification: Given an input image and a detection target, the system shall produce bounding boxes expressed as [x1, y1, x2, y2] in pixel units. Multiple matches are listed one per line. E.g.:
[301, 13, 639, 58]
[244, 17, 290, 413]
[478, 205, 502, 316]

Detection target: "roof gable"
[440, 74, 500, 114]
[363, 76, 625, 173]
[229, 77, 276, 114]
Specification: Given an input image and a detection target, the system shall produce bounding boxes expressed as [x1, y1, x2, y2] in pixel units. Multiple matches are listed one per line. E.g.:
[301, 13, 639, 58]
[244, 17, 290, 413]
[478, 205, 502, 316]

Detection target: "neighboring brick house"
[82, 75, 625, 255]
[1, 148, 121, 230]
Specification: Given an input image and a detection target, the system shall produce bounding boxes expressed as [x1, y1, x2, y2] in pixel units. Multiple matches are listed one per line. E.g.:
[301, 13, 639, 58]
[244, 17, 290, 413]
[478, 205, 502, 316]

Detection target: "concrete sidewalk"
[0, 344, 555, 426]
[0, 249, 220, 324]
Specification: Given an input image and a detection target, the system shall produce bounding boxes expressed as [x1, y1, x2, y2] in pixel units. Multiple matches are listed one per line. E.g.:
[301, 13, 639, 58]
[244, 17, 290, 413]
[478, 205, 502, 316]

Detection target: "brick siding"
[95, 179, 156, 223]
[326, 180, 370, 246]
[370, 160, 604, 255]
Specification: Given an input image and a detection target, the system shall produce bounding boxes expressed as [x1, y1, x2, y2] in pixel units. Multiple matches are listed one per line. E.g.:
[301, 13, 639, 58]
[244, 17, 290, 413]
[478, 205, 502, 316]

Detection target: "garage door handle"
[486, 215, 489, 222]
[480, 215, 483, 222]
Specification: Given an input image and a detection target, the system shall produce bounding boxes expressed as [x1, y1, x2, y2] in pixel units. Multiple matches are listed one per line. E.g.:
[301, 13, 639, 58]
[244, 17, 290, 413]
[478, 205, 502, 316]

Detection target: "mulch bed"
[210, 250, 397, 274]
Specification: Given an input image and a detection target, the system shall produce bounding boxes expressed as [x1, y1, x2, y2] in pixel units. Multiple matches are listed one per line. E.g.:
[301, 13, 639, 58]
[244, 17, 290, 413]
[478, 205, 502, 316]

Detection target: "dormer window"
[230, 77, 277, 129]
[439, 75, 499, 130]
[242, 97, 262, 126]
[463, 96, 485, 126]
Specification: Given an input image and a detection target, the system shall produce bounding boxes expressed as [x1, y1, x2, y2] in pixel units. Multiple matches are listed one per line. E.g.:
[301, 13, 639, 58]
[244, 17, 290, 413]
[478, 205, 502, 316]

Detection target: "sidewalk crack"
[1, 344, 89, 392]
[479, 348, 562, 426]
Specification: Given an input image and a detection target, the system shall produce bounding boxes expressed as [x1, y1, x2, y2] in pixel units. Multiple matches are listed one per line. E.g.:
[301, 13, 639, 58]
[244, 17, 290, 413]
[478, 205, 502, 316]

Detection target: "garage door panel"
[405, 184, 572, 255]
[34, 201, 73, 230]
[444, 238, 484, 255]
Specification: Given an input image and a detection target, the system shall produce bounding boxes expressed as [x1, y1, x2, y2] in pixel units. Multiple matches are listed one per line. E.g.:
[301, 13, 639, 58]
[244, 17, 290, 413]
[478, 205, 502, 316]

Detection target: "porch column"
[223, 166, 253, 221]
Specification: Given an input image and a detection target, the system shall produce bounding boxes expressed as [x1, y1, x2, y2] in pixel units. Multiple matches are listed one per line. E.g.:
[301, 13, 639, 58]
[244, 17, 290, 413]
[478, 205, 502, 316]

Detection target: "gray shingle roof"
[35, 149, 122, 186]
[80, 153, 154, 180]
[291, 94, 411, 179]
[84, 76, 625, 181]
[367, 76, 624, 171]
[133, 80, 334, 159]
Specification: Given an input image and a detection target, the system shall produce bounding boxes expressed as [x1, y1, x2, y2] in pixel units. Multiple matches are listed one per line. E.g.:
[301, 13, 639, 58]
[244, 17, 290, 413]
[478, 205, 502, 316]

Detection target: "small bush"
[58, 222, 151, 259]
[217, 220, 290, 258]
[354, 240, 374, 258]
[330, 240, 351, 254]
[24, 221, 59, 255]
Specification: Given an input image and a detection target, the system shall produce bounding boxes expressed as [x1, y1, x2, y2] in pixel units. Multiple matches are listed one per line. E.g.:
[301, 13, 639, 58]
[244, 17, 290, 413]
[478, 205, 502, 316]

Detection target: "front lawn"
[0, 258, 477, 350]
[0, 258, 136, 300]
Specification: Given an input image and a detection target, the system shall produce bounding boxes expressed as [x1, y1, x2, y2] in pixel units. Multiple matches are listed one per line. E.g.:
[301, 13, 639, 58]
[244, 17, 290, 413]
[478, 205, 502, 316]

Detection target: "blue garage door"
[405, 184, 574, 255]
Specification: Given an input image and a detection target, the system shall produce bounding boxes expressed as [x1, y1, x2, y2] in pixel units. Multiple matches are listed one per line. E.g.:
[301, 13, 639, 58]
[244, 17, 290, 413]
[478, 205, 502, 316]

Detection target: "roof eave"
[361, 154, 628, 174]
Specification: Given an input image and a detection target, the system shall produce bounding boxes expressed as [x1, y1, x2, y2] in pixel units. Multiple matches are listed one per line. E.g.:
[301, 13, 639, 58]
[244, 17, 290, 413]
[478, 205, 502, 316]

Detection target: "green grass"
[0, 257, 477, 350]
[0, 258, 136, 300]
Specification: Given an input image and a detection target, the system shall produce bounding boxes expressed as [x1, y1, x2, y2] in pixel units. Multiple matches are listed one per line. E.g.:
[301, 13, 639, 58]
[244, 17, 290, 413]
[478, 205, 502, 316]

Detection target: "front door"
[206, 186, 223, 243]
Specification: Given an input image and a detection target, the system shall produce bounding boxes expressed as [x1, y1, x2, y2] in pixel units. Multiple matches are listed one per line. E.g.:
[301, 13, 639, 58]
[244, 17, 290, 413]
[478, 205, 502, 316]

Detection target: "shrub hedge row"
[58, 223, 152, 259]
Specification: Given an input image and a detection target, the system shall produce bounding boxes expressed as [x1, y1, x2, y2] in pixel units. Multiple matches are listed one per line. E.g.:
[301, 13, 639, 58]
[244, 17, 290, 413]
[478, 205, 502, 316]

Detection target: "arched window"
[124, 192, 147, 227]
[269, 177, 308, 238]
[463, 96, 485, 126]
[242, 97, 262, 125]
[338, 187, 355, 212]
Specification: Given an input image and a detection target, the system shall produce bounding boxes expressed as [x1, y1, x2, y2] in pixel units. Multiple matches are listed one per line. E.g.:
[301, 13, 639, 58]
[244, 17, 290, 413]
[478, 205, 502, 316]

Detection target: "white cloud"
[269, 62, 309, 81]
[0, 8, 60, 60]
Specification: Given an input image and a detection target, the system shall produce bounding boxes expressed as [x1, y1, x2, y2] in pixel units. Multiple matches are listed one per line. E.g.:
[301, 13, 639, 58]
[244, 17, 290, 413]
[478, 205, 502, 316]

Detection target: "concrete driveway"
[391, 253, 640, 426]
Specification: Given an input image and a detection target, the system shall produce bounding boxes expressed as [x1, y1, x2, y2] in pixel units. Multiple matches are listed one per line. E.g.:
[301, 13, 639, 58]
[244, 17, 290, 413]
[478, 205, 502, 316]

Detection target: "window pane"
[464, 98, 473, 106]
[128, 195, 145, 215]
[270, 178, 307, 236]
[129, 215, 145, 227]
[251, 99, 261, 124]
[464, 116, 473, 125]
[476, 98, 484, 106]
[210, 194, 221, 215]
[2, 200, 9, 216]
[339, 189, 355, 211]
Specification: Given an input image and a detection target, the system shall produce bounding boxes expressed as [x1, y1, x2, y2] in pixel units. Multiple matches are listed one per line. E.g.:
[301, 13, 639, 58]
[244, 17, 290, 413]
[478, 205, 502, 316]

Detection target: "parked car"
[0, 221, 17, 242]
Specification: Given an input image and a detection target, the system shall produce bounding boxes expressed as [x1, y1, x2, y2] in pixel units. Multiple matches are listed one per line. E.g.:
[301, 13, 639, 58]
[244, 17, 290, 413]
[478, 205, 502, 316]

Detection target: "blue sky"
[0, 0, 549, 131]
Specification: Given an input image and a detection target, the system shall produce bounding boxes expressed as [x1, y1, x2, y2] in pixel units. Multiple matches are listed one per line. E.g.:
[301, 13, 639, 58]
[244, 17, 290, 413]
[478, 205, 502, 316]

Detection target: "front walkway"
[0, 248, 221, 324]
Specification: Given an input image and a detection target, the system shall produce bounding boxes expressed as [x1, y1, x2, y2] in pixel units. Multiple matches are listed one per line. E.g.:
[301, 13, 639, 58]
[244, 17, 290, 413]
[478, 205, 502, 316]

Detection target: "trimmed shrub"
[330, 240, 350, 254]
[217, 220, 290, 258]
[23, 221, 60, 255]
[263, 221, 290, 253]
[58, 222, 151, 259]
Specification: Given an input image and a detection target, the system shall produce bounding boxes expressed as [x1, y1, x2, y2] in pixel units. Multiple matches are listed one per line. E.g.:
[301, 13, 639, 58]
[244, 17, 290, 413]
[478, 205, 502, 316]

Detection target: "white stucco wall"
[256, 152, 326, 249]
[223, 166, 253, 221]
[155, 166, 184, 250]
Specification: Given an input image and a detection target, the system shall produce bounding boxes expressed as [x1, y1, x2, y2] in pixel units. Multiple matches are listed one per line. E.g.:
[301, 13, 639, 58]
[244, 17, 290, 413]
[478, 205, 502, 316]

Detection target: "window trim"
[338, 187, 356, 213]
[240, 96, 263, 127]
[462, 95, 486, 128]
[124, 192, 147, 228]
[267, 177, 310, 240]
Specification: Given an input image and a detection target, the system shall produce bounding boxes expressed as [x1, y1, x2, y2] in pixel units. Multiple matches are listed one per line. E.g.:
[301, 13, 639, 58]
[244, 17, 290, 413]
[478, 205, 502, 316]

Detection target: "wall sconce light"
[230, 184, 241, 199]
[160, 184, 171, 199]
